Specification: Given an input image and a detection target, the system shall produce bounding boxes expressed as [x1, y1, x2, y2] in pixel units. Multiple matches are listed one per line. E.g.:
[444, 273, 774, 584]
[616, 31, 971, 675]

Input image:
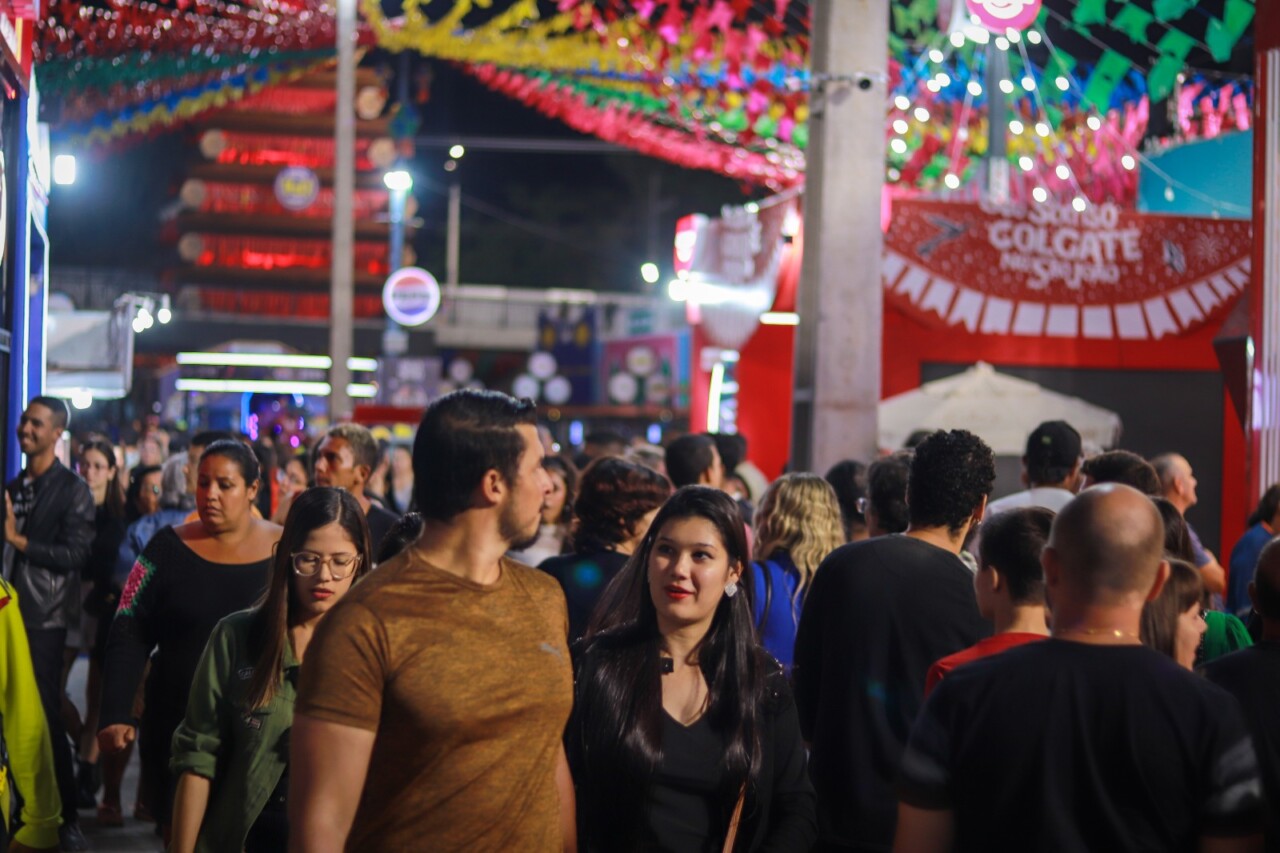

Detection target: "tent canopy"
[879, 362, 1122, 455]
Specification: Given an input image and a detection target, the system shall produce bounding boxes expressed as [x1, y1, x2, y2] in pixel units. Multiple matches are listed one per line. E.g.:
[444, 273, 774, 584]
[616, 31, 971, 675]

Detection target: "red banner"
[884, 200, 1251, 340]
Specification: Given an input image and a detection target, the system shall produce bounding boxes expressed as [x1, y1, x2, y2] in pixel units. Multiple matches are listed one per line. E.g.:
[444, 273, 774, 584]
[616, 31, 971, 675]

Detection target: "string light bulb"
[895, 95, 910, 110]
[950, 31, 966, 48]
[893, 119, 909, 134]
[1022, 76, 1036, 91]
[1055, 164, 1071, 180]
[1035, 122, 1050, 137]
[929, 48, 944, 63]
[1086, 115, 1102, 131]
[914, 106, 930, 122]
[1121, 154, 1137, 170]
[999, 79, 1015, 94]
[890, 138, 908, 154]
[1072, 196, 1088, 212]
[1026, 29, 1042, 44]
[1032, 186, 1048, 203]
[995, 36, 1009, 51]
[1007, 28, 1021, 43]
[1055, 76, 1070, 91]
[1019, 155, 1034, 171]
[936, 73, 952, 87]
[1009, 119, 1024, 134]
[967, 80, 982, 97]
[944, 173, 961, 189]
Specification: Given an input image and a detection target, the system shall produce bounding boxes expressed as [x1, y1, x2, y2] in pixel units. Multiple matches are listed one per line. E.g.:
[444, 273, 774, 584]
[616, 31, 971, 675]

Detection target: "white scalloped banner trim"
[882, 250, 1249, 340]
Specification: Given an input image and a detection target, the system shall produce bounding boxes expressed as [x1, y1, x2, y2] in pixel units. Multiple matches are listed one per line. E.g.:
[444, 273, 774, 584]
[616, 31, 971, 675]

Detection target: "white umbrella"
[878, 362, 1122, 454]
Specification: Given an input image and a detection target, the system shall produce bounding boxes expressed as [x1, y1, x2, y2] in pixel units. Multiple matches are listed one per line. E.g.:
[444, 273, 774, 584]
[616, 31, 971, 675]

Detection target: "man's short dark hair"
[412, 390, 538, 521]
[979, 507, 1054, 605]
[326, 423, 378, 472]
[190, 430, 234, 451]
[29, 395, 69, 430]
[907, 430, 996, 533]
[709, 432, 747, 474]
[1024, 420, 1081, 486]
[665, 434, 717, 488]
[867, 452, 911, 534]
[584, 430, 626, 450]
[1081, 450, 1161, 496]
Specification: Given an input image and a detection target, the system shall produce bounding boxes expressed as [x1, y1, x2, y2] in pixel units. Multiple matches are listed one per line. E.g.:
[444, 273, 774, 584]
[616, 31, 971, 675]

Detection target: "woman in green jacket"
[169, 487, 371, 853]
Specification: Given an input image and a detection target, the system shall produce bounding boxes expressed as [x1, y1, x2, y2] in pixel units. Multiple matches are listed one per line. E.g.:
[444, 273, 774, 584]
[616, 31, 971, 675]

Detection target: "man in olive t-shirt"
[290, 390, 571, 852]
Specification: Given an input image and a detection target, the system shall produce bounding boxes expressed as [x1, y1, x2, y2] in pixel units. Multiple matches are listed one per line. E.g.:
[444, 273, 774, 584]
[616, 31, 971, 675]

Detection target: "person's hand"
[98, 724, 137, 754]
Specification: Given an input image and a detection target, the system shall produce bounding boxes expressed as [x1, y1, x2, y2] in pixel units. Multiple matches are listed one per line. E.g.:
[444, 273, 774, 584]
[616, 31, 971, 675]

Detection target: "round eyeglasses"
[291, 552, 361, 579]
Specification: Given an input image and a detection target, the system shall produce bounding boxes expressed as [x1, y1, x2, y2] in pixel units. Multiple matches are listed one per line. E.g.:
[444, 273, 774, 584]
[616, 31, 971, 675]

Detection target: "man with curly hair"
[793, 429, 994, 851]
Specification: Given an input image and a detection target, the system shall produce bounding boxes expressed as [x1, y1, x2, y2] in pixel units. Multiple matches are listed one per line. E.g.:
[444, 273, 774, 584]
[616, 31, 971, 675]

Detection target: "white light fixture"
[894, 95, 911, 111]
[914, 106, 930, 122]
[950, 31, 966, 48]
[760, 312, 800, 326]
[928, 48, 944, 63]
[1026, 29, 1042, 44]
[668, 279, 688, 302]
[448, 144, 465, 159]
[348, 357, 379, 372]
[1022, 76, 1037, 91]
[53, 154, 76, 186]
[935, 73, 951, 87]
[383, 169, 413, 192]
[887, 167, 901, 181]
[1055, 76, 1070, 91]
[1019, 155, 1034, 171]
[1086, 115, 1102, 131]
[1035, 122, 1050, 137]
[176, 379, 333, 395]
[967, 81, 982, 97]
[1055, 164, 1071, 180]
[1032, 187, 1048, 203]
[177, 352, 332, 369]
[1009, 119, 1024, 135]
[892, 119, 909, 134]
[640, 262, 660, 284]
[926, 79, 942, 93]
[1121, 154, 1137, 170]
[943, 173, 961, 189]
[70, 390, 93, 410]
[1072, 196, 1088, 212]
[890, 138, 908, 155]
[347, 383, 378, 398]
[1006, 28, 1021, 43]
[706, 362, 726, 432]
[156, 306, 172, 324]
[999, 79, 1015, 94]
[995, 36, 1009, 51]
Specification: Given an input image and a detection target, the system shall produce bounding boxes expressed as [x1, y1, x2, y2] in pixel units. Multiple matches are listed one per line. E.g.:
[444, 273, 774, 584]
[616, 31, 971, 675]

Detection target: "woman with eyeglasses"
[98, 440, 282, 840]
[169, 487, 370, 853]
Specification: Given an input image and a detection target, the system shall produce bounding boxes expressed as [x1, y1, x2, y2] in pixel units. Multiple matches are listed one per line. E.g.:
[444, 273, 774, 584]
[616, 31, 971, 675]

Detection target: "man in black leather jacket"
[4, 395, 94, 849]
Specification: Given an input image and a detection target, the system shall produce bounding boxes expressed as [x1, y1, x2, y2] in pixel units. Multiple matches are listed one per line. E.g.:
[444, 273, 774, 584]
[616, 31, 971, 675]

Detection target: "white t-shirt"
[984, 486, 1076, 519]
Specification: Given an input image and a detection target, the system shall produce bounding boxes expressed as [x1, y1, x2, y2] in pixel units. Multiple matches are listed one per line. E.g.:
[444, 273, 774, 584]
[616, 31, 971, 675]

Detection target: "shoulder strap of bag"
[722, 785, 746, 853]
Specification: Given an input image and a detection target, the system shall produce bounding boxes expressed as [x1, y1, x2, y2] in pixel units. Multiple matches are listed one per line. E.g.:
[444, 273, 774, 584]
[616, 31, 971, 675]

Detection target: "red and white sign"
[966, 0, 1042, 32]
[382, 266, 441, 327]
[884, 199, 1251, 340]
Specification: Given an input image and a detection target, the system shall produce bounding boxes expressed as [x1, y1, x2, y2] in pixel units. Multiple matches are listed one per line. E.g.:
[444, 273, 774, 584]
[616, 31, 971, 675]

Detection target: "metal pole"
[446, 182, 461, 298]
[985, 47, 1010, 203]
[327, 0, 356, 420]
[790, 0, 889, 472]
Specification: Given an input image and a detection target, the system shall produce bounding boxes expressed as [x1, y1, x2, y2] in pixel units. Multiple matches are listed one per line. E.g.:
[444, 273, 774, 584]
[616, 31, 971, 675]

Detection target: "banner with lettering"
[883, 199, 1251, 340]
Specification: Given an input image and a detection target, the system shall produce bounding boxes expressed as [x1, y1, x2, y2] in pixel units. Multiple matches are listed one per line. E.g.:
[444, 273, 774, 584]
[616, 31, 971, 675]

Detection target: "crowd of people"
[0, 391, 1276, 851]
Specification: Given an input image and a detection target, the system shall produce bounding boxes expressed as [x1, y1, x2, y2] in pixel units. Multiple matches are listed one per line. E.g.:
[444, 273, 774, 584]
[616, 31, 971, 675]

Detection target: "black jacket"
[568, 639, 817, 852]
[5, 460, 95, 630]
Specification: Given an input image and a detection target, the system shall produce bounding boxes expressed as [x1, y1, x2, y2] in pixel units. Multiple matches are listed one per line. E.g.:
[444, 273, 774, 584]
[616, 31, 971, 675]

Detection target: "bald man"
[896, 485, 1263, 852]
[1151, 452, 1227, 597]
[1203, 537, 1280, 849]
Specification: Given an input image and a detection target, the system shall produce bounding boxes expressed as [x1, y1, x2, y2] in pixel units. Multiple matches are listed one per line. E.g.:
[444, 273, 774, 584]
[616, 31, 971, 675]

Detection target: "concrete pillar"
[791, 0, 889, 473]
[328, 0, 356, 420]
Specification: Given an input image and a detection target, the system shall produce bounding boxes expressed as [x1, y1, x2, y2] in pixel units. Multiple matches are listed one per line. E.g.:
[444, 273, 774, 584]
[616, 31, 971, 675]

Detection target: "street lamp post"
[383, 169, 413, 356]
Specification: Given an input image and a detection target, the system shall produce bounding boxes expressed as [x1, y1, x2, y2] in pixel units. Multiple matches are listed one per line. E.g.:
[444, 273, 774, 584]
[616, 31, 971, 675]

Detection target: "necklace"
[1055, 627, 1142, 642]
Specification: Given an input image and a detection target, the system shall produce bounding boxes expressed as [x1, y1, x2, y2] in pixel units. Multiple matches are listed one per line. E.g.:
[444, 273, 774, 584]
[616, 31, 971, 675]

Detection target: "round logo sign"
[966, 0, 1042, 32]
[274, 166, 320, 212]
[382, 267, 442, 327]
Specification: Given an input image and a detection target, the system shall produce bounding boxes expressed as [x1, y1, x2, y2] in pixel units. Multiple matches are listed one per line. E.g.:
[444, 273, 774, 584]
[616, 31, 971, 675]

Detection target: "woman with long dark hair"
[76, 438, 129, 812]
[567, 487, 816, 851]
[169, 487, 371, 853]
[98, 440, 281, 839]
[509, 455, 577, 566]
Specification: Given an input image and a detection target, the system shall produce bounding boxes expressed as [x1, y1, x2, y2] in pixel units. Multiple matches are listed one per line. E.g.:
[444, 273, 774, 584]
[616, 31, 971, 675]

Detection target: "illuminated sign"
[274, 166, 320, 212]
[382, 266, 441, 327]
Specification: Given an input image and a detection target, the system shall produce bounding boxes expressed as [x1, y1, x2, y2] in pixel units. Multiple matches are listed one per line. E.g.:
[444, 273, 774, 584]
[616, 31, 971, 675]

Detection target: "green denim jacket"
[171, 608, 298, 853]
